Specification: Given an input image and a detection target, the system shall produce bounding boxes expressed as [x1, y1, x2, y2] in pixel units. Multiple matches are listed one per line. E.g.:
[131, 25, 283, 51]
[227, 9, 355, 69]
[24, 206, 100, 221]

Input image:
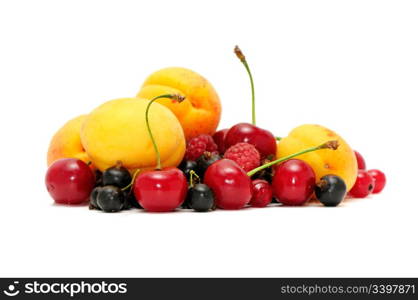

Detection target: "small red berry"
[367, 169, 386, 194]
[224, 142, 261, 172]
[272, 159, 316, 206]
[349, 170, 375, 198]
[354, 150, 367, 170]
[185, 134, 218, 161]
[250, 179, 273, 207]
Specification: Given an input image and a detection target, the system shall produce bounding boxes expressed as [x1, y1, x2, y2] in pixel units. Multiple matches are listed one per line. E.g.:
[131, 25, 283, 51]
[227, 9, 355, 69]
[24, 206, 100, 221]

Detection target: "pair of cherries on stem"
[214, 46, 277, 158]
[205, 140, 339, 209]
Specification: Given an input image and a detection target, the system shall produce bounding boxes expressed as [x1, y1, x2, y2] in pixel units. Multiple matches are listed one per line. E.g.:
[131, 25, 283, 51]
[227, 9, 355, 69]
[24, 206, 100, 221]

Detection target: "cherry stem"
[189, 170, 200, 187]
[145, 94, 185, 170]
[121, 169, 141, 191]
[235, 46, 256, 125]
[247, 140, 339, 177]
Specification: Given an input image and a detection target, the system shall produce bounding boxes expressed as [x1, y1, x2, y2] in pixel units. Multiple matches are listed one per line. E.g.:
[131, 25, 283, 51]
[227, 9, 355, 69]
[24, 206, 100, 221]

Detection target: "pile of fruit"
[45, 46, 386, 212]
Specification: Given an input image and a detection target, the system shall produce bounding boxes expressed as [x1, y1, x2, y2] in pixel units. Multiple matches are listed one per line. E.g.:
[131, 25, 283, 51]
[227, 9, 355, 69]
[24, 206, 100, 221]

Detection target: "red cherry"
[212, 128, 229, 154]
[134, 168, 187, 212]
[45, 158, 95, 205]
[133, 93, 188, 212]
[367, 169, 386, 194]
[224, 123, 276, 158]
[272, 159, 316, 206]
[249, 179, 273, 207]
[354, 150, 367, 170]
[204, 159, 252, 210]
[349, 170, 375, 198]
[230, 46, 277, 158]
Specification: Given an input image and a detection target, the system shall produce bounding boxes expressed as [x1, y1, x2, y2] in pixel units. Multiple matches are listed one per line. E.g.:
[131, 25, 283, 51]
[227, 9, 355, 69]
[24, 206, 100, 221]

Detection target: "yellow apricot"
[47, 115, 91, 166]
[277, 124, 358, 190]
[137, 67, 221, 140]
[80, 98, 185, 172]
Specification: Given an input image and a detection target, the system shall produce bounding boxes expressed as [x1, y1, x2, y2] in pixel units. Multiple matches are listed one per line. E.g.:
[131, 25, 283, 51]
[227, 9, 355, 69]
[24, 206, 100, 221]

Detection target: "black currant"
[96, 185, 125, 212]
[179, 160, 198, 178]
[196, 152, 221, 176]
[189, 183, 214, 212]
[102, 162, 132, 188]
[251, 157, 274, 182]
[89, 186, 102, 209]
[251, 167, 273, 183]
[94, 170, 103, 186]
[123, 190, 143, 209]
[315, 175, 347, 207]
[122, 191, 132, 210]
[181, 187, 193, 209]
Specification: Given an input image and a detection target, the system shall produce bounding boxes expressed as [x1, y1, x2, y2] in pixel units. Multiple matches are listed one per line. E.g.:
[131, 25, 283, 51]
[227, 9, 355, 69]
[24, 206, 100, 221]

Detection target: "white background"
[0, 0, 417, 277]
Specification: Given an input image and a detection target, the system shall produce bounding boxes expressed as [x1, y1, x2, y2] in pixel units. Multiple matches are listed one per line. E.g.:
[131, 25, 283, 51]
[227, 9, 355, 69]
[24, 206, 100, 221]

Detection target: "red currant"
[354, 150, 367, 170]
[349, 170, 375, 198]
[249, 179, 272, 207]
[272, 159, 316, 206]
[45, 158, 95, 204]
[367, 169, 386, 194]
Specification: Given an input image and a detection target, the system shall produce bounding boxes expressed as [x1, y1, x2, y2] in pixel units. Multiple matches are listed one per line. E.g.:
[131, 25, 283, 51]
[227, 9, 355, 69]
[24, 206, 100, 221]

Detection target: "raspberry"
[224, 142, 261, 172]
[185, 134, 218, 161]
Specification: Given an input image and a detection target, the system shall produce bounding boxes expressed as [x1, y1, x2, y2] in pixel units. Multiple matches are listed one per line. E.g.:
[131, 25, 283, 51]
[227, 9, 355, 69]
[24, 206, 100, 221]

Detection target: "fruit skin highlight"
[137, 67, 222, 140]
[47, 115, 90, 166]
[277, 124, 358, 190]
[80, 98, 185, 172]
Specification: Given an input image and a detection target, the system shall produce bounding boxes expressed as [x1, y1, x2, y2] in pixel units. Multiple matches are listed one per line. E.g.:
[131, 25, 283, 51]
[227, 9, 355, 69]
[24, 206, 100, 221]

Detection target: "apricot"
[80, 98, 185, 172]
[137, 67, 221, 140]
[47, 115, 90, 166]
[277, 124, 358, 190]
